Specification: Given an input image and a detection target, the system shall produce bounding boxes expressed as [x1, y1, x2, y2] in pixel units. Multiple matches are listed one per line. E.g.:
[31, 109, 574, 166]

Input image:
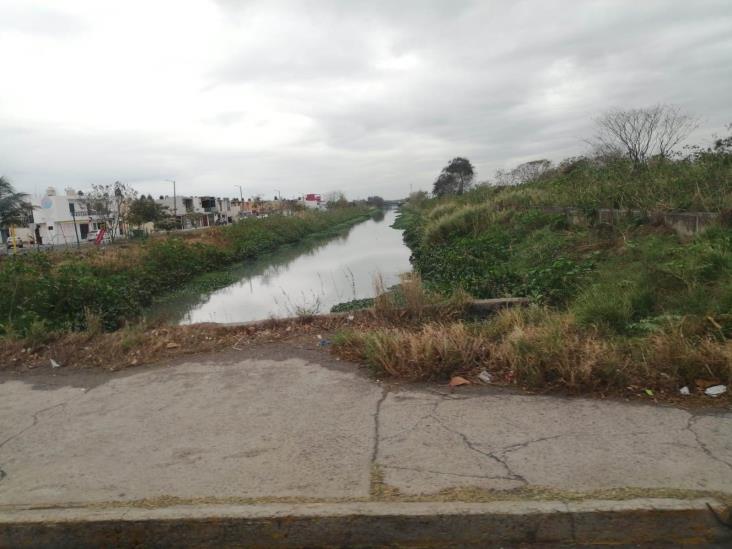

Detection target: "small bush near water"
[0, 207, 372, 336]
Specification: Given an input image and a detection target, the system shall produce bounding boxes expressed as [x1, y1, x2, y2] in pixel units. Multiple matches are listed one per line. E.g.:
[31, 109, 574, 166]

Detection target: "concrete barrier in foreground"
[1, 499, 730, 548]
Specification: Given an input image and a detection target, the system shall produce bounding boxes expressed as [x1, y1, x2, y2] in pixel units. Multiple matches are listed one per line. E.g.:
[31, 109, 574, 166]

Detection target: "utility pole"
[274, 189, 282, 215]
[68, 202, 81, 249]
[234, 186, 244, 220]
[166, 179, 178, 229]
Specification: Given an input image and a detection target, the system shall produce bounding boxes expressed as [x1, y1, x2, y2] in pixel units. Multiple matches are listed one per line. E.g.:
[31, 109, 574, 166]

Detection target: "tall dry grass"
[371, 272, 470, 323]
[333, 305, 732, 395]
[334, 322, 488, 380]
[486, 309, 629, 390]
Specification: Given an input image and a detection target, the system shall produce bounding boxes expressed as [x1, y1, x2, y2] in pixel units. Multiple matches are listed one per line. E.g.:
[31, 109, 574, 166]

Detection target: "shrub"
[572, 278, 653, 333]
[333, 322, 488, 380]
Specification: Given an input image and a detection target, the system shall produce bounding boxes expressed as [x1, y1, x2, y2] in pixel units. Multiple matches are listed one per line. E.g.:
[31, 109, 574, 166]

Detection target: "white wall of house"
[30, 191, 115, 245]
[155, 195, 187, 216]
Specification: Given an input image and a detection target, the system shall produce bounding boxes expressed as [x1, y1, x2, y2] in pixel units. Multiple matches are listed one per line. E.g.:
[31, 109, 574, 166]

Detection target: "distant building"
[301, 194, 324, 210]
[155, 195, 248, 227]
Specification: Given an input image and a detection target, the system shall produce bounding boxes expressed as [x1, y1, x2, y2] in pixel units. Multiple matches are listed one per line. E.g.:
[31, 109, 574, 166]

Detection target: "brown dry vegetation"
[371, 273, 471, 323]
[0, 314, 366, 373]
[332, 305, 732, 403]
[0, 291, 471, 374]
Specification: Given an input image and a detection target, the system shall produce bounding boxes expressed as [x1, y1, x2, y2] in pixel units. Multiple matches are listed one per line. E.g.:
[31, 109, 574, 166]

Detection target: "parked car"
[5, 236, 23, 249]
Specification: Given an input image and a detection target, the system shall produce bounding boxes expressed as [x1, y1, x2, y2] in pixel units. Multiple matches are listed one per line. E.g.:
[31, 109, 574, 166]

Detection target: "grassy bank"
[0, 207, 373, 336]
[332, 154, 732, 400]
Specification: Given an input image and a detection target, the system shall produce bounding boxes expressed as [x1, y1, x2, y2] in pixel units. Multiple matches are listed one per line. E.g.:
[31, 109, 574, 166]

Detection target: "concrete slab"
[0, 354, 381, 506]
[1, 344, 731, 516]
[376, 389, 732, 495]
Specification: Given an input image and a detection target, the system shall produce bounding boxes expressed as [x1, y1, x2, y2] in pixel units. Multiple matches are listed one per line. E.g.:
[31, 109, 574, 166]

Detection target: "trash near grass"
[332, 306, 732, 401]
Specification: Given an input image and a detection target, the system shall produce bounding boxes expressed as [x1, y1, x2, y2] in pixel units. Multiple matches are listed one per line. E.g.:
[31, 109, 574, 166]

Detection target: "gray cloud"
[2, 0, 731, 199]
[0, 4, 87, 36]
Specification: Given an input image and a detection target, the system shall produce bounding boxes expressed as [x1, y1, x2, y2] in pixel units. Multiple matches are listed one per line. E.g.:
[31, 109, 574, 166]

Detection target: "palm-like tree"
[0, 176, 32, 227]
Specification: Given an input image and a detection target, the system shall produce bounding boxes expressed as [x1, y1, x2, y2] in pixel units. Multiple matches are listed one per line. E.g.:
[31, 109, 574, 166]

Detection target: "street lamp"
[165, 179, 178, 229]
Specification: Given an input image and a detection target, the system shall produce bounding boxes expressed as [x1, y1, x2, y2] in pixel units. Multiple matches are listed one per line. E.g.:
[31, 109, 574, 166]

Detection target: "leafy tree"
[84, 181, 137, 241]
[0, 176, 32, 228]
[433, 157, 475, 196]
[128, 195, 168, 227]
[154, 216, 178, 231]
[432, 172, 458, 197]
[367, 195, 385, 208]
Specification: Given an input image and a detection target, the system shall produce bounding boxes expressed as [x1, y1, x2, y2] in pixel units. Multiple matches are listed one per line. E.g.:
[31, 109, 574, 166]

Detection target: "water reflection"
[151, 209, 411, 324]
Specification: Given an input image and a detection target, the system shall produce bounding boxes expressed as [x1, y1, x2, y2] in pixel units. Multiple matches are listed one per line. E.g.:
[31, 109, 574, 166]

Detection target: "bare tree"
[592, 104, 698, 164]
[656, 105, 700, 158]
[84, 181, 137, 241]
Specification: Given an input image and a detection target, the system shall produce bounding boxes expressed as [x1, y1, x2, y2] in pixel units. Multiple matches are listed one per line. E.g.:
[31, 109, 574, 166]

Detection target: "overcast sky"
[1, 0, 731, 200]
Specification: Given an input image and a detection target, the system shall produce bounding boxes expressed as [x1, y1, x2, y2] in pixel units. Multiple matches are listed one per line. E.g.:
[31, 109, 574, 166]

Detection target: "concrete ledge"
[1, 499, 729, 547]
[467, 297, 530, 317]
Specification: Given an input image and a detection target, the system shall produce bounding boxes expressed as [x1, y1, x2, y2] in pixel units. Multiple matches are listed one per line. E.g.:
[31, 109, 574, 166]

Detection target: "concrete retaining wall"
[543, 207, 720, 236]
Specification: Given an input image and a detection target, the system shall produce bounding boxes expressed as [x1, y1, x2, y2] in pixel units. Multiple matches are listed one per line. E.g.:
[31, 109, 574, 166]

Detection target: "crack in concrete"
[499, 434, 567, 455]
[685, 414, 732, 471]
[0, 402, 67, 484]
[0, 402, 67, 451]
[427, 412, 528, 485]
[370, 387, 389, 465]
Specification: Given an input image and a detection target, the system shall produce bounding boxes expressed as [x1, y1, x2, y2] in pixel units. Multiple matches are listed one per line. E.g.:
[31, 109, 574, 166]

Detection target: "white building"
[155, 195, 240, 228]
[30, 187, 119, 245]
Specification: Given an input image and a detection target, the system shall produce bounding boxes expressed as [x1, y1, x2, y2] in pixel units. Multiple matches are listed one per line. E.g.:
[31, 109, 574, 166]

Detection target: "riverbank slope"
[332, 154, 732, 401]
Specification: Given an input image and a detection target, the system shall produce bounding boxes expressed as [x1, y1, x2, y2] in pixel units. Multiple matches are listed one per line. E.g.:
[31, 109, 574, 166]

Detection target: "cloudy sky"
[1, 0, 731, 200]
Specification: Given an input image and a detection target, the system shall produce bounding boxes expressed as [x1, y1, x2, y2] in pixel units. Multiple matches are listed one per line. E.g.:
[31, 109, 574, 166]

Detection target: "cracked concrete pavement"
[1, 344, 731, 509]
